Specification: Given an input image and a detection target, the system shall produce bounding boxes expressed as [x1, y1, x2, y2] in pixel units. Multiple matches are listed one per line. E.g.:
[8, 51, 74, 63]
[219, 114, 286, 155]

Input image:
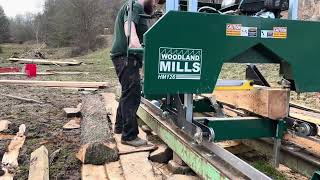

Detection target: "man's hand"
[124, 21, 142, 48]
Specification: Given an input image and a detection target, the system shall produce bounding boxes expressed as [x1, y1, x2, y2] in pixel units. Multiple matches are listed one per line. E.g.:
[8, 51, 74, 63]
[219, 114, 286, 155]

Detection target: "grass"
[0, 43, 117, 83]
[253, 160, 287, 180]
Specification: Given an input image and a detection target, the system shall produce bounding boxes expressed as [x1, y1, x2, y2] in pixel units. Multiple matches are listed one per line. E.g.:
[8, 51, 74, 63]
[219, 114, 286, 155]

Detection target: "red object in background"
[25, 64, 37, 78]
[0, 66, 20, 73]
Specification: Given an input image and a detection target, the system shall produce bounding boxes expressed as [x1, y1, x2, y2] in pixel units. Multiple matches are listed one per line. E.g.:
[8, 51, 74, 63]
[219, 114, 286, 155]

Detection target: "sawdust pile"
[299, 0, 320, 20]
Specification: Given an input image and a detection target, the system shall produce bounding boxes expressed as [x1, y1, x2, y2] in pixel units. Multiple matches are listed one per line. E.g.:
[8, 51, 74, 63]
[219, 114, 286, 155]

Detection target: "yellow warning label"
[273, 27, 287, 39]
[226, 24, 241, 36]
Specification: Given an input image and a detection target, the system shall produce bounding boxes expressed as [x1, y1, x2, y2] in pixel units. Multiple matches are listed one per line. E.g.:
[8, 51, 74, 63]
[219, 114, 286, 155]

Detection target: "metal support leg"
[188, 0, 198, 12]
[273, 138, 281, 167]
[184, 94, 193, 122]
[288, 0, 299, 20]
[166, 0, 179, 12]
[273, 120, 286, 167]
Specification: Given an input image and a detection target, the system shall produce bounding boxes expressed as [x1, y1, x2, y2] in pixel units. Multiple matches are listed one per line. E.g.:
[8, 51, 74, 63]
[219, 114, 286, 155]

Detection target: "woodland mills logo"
[158, 47, 202, 80]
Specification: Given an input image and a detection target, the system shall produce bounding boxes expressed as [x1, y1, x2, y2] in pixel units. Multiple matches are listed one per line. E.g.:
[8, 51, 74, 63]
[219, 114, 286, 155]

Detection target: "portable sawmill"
[126, 0, 320, 179]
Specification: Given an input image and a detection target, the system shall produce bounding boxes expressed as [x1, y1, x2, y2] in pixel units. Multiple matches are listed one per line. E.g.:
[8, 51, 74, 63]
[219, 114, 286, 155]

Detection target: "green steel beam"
[143, 11, 320, 94]
[196, 117, 286, 141]
[138, 104, 241, 179]
[311, 171, 320, 180]
[128, 48, 144, 55]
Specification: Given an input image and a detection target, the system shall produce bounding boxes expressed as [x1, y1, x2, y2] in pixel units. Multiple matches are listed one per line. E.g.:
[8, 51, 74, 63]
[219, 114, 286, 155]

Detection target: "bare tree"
[0, 6, 10, 43]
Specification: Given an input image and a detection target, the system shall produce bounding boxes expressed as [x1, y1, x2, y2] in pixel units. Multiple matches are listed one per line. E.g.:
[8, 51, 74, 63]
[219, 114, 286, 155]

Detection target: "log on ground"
[212, 86, 290, 119]
[77, 94, 118, 165]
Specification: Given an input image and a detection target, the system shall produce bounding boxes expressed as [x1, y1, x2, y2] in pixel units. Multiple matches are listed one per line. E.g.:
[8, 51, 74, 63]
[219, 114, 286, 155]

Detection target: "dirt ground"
[0, 43, 118, 179]
[0, 85, 82, 179]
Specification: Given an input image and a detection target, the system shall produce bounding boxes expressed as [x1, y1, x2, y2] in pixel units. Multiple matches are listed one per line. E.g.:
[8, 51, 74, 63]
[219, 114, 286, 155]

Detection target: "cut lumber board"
[81, 164, 108, 180]
[77, 94, 118, 165]
[82, 158, 125, 180]
[9, 58, 82, 66]
[0, 67, 19, 73]
[102, 93, 156, 180]
[212, 86, 290, 119]
[105, 161, 125, 180]
[0, 72, 89, 76]
[0, 80, 108, 89]
[28, 146, 49, 180]
[290, 107, 320, 125]
[283, 133, 320, 156]
[1, 124, 26, 180]
[120, 152, 156, 180]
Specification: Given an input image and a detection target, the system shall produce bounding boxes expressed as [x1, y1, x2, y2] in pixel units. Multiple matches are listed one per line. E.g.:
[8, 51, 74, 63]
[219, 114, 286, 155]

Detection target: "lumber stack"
[212, 86, 290, 119]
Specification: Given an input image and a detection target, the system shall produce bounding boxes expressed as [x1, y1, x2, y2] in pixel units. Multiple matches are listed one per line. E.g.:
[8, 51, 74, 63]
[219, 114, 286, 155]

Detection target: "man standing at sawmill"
[110, 0, 165, 147]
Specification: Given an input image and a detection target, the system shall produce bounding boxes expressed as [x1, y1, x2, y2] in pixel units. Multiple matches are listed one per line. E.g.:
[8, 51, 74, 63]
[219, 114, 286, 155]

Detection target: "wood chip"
[28, 146, 49, 180]
[0, 120, 11, 132]
[63, 117, 81, 129]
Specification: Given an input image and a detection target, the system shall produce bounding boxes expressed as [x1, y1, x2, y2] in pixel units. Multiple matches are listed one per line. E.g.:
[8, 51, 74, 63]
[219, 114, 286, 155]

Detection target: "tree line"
[0, 0, 123, 51]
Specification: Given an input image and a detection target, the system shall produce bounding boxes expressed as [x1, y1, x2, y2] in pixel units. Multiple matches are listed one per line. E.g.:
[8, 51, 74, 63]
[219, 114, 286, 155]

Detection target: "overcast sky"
[0, 0, 44, 17]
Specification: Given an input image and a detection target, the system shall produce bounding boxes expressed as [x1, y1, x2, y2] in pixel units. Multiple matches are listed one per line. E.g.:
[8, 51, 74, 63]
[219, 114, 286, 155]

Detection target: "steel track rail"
[242, 138, 320, 177]
[138, 98, 271, 180]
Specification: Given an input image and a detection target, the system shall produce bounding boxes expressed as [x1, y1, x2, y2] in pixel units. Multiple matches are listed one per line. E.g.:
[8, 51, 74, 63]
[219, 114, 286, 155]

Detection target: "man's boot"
[121, 137, 147, 147]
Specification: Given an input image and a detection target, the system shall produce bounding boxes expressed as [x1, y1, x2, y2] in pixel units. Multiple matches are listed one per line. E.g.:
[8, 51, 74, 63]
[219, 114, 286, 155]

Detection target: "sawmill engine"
[215, 0, 289, 18]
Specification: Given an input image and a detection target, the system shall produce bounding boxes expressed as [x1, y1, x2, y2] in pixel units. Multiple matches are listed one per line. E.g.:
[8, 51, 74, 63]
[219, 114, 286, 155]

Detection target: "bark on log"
[77, 94, 118, 165]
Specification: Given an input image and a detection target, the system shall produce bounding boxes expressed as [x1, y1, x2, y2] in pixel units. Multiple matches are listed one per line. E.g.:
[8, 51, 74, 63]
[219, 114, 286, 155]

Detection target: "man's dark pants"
[111, 56, 141, 141]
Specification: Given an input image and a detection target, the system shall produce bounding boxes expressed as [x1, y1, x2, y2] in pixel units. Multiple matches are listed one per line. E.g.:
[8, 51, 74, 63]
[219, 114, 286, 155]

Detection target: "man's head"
[143, 0, 165, 15]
